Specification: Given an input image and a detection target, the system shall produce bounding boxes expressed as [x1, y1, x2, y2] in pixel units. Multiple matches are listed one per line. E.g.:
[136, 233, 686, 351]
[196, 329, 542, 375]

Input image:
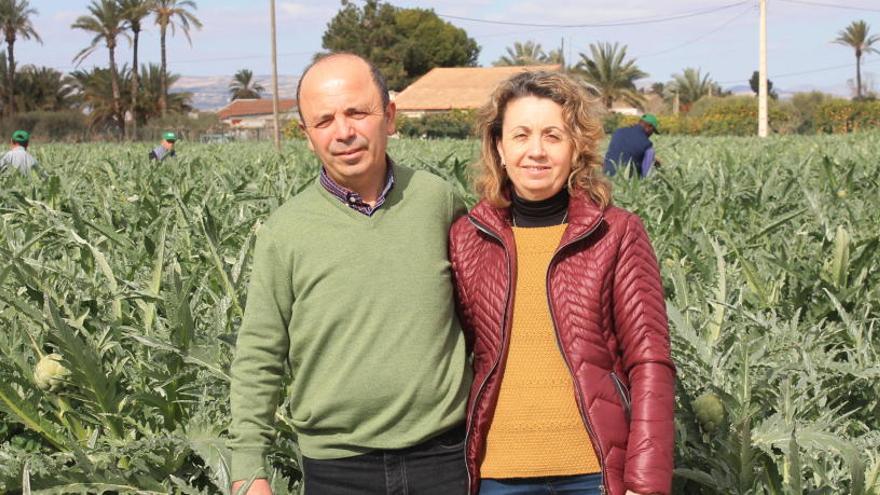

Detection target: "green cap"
[163, 131, 177, 142]
[12, 130, 30, 143]
[640, 114, 660, 134]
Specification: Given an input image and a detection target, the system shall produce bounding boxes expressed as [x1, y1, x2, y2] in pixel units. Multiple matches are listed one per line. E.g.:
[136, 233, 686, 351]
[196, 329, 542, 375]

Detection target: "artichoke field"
[0, 135, 877, 494]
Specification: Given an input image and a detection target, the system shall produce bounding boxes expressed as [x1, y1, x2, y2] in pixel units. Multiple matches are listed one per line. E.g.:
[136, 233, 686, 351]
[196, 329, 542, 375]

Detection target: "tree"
[833, 20, 880, 100]
[69, 63, 191, 131]
[668, 67, 718, 110]
[574, 42, 646, 109]
[72, 0, 127, 136]
[152, 0, 202, 116]
[0, 0, 41, 116]
[321, 0, 479, 91]
[228, 69, 264, 100]
[119, 0, 153, 138]
[135, 62, 192, 119]
[544, 48, 564, 66]
[69, 65, 129, 132]
[749, 70, 777, 100]
[12, 65, 77, 111]
[494, 41, 551, 66]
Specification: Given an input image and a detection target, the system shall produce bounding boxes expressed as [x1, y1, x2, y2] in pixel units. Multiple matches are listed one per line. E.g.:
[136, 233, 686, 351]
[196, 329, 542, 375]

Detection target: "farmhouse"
[216, 98, 297, 140]
[393, 65, 561, 118]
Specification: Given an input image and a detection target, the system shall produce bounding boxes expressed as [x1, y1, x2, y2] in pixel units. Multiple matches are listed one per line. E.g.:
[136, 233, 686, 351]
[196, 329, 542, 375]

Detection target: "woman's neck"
[510, 188, 569, 228]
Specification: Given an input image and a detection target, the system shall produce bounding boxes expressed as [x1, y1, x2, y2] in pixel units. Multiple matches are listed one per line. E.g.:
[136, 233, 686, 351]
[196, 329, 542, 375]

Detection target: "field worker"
[229, 53, 471, 495]
[148, 131, 177, 161]
[0, 130, 39, 175]
[603, 114, 662, 178]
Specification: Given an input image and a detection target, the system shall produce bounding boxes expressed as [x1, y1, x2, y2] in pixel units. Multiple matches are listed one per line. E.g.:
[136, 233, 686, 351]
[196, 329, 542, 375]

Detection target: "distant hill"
[171, 74, 299, 111]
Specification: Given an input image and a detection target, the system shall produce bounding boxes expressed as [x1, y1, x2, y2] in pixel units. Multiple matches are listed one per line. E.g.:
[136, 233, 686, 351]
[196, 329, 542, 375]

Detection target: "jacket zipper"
[463, 216, 515, 495]
[610, 371, 632, 421]
[545, 216, 611, 494]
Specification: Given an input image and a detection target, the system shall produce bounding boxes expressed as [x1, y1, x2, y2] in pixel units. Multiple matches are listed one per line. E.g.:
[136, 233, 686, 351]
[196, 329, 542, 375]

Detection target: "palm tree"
[152, 0, 202, 117]
[0, 0, 42, 116]
[833, 20, 880, 100]
[136, 62, 191, 119]
[574, 42, 647, 109]
[119, 0, 153, 138]
[668, 67, 716, 110]
[14, 65, 77, 112]
[544, 48, 564, 66]
[494, 41, 551, 66]
[69, 65, 130, 132]
[228, 69, 264, 100]
[72, 0, 128, 136]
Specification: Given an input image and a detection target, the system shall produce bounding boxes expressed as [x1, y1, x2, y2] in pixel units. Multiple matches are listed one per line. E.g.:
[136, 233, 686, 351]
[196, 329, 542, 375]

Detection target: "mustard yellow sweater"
[480, 224, 601, 479]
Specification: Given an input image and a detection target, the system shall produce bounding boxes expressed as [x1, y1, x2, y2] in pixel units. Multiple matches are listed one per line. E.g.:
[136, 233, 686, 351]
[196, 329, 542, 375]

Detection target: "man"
[228, 53, 471, 495]
[0, 130, 39, 175]
[148, 131, 177, 161]
[603, 114, 662, 178]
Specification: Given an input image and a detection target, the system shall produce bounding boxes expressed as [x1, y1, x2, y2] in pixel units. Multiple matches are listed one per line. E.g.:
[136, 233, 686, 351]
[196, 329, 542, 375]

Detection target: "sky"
[10, 0, 880, 96]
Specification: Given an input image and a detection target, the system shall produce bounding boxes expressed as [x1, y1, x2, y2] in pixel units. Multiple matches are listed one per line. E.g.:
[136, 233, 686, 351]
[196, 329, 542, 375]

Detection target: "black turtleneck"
[510, 188, 570, 228]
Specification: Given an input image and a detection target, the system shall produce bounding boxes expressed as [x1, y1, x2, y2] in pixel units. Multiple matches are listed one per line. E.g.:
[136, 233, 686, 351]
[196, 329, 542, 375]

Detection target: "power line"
[717, 58, 880, 84]
[437, 1, 749, 29]
[776, 0, 880, 13]
[637, 3, 757, 60]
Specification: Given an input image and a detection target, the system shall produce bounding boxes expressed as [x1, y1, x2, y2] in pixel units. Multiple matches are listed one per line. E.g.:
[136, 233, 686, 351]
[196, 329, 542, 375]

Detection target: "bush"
[790, 91, 840, 133]
[814, 100, 880, 133]
[396, 110, 476, 139]
[603, 97, 800, 136]
[138, 112, 221, 142]
[282, 119, 306, 140]
[0, 111, 88, 142]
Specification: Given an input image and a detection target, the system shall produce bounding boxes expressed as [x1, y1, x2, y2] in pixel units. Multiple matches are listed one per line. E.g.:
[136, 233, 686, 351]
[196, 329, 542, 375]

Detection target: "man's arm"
[228, 226, 293, 489]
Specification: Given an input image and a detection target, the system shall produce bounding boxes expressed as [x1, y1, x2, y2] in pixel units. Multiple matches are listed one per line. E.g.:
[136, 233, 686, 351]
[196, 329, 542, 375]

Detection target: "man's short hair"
[296, 53, 390, 124]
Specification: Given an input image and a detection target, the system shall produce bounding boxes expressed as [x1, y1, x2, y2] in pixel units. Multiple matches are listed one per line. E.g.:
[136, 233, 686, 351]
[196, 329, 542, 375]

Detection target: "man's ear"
[300, 123, 315, 152]
[384, 101, 397, 135]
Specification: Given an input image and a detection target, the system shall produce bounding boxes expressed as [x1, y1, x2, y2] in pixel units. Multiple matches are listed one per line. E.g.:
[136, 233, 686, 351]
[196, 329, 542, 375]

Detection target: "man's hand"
[231, 479, 273, 495]
[653, 157, 662, 167]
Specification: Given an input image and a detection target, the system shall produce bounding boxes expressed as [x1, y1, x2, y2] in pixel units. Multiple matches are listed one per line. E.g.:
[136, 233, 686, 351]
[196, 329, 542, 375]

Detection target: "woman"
[449, 71, 675, 495]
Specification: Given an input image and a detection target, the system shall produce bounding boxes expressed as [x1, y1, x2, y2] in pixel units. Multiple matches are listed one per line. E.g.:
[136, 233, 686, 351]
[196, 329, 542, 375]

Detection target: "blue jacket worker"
[603, 114, 661, 178]
[149, 131, 177, 161]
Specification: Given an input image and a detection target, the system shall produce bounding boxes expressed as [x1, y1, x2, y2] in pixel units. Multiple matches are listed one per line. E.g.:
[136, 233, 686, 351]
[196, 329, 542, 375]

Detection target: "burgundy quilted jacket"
[449, 194, 676, 495]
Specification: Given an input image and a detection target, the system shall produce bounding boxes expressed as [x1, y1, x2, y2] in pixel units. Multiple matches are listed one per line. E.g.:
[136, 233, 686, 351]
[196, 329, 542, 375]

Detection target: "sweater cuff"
[231, 448, 269, 483]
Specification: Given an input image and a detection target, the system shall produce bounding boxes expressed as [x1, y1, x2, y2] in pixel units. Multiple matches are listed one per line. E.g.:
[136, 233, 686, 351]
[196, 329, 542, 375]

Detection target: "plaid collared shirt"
[319, 158, 395, 216]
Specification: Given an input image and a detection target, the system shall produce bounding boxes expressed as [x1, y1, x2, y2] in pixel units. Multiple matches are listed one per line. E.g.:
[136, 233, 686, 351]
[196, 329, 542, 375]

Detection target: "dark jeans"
[302, 424, 468, 494]
[479, 473, 604, 495]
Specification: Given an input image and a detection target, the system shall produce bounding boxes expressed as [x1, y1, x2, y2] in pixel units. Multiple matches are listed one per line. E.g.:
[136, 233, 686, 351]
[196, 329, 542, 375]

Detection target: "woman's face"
[496, 96, 574, 202]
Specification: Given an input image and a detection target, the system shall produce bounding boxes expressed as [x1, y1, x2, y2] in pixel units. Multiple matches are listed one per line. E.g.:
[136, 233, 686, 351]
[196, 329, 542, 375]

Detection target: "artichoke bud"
[34, 353, 70, 392]
[693, 392, 725, 432]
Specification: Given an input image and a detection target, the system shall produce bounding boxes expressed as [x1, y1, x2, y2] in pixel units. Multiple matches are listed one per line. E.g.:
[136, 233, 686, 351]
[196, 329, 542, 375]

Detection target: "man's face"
[163, 140, 175, 150]
[298, 57, 396, 186]
[640, 121, 655, 137]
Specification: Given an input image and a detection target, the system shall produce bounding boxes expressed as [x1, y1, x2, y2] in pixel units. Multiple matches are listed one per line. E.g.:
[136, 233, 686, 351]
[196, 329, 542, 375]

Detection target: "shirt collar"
[319, 155, 396, 215]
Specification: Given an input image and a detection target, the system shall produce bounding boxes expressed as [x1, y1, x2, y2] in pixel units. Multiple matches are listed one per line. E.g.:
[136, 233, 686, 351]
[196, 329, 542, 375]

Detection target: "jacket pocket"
[610, 372, 631, 421]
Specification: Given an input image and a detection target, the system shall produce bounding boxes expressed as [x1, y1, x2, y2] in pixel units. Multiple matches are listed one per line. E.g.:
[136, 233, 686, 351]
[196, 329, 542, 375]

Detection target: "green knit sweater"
[228, 164, 471, 482]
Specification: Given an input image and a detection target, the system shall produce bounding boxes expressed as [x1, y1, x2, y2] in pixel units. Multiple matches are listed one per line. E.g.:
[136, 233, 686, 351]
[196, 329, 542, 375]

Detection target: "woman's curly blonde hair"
[473, 70, 612, 208]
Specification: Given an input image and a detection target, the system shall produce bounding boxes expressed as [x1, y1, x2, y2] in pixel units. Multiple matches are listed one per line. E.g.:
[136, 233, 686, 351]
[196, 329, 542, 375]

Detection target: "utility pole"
[673, 90, 680, 116]
[270, 0, 282, 151]
[560, 37, 565, 71]
[758, 0, 768, 137]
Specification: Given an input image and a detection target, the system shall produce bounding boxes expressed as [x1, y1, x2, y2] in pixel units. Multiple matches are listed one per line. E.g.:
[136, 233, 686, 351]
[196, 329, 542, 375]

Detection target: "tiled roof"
[394, 65, 562, 111]
[217, 98, 297, 120]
